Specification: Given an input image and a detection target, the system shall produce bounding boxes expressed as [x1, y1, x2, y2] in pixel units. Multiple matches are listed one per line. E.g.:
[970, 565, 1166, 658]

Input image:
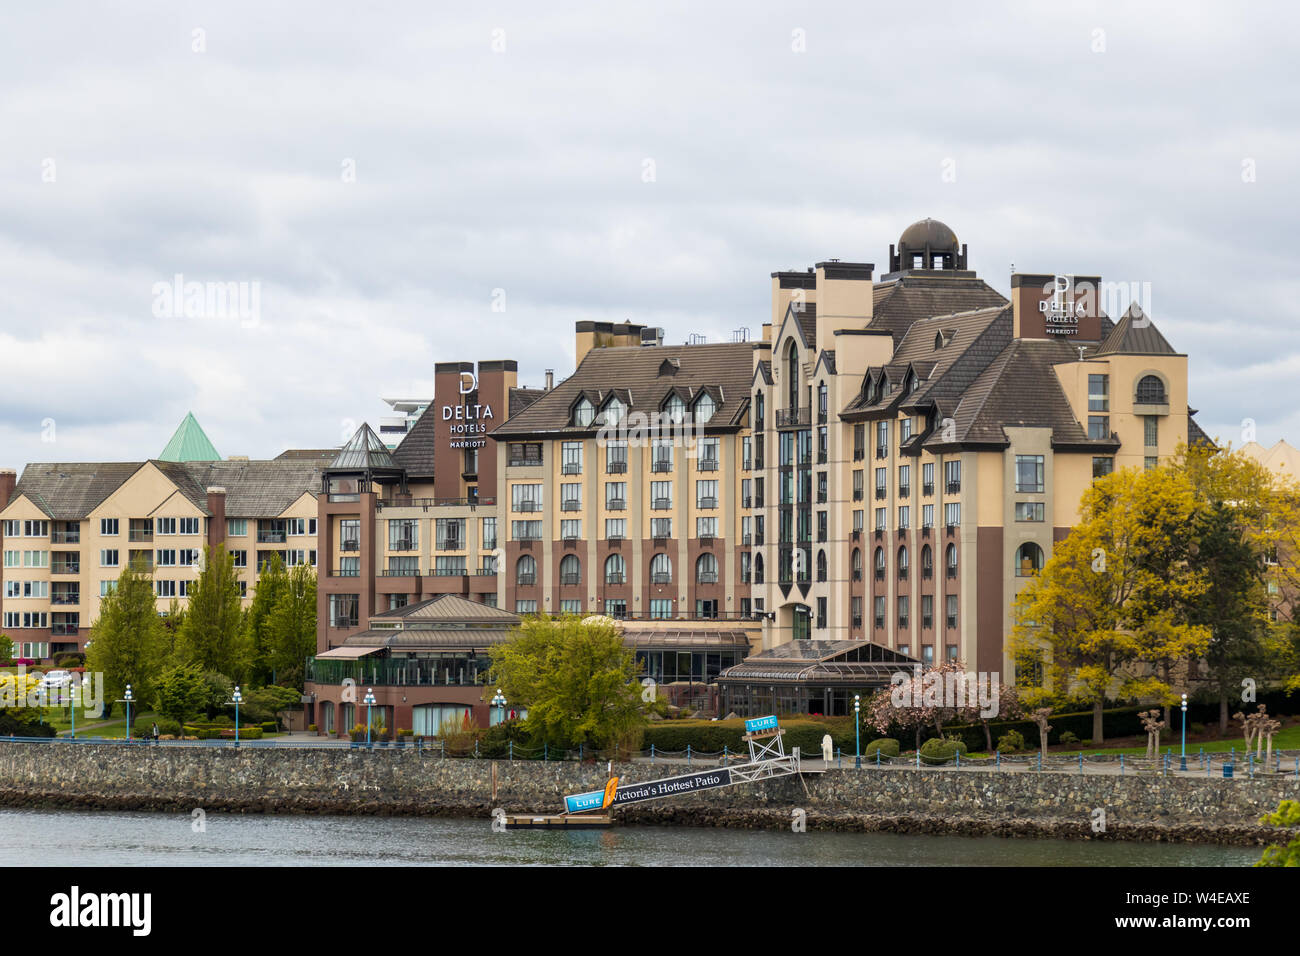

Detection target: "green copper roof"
[159, 412, 221, 462]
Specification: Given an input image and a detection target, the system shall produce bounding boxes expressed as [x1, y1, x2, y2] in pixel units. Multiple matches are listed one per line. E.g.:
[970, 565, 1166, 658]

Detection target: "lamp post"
[854, 694, 861, 769]
[364, 688, 376, 746]
[115, 684, 134, 741]
[491, 688, 506, 727]
[69, 675, 89, 740]
[1179, 693, 1188, 772]
[231, 685, 243, 745]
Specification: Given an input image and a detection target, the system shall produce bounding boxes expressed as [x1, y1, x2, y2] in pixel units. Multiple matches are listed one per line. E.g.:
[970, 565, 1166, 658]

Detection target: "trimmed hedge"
[260, 722, 277, 734]
[865, 738, 899, 758]
[919, 737, 968, 764]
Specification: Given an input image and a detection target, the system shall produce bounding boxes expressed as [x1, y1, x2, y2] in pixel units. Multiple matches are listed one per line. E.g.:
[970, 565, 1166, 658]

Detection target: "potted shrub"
[396, 728, 412, 748]
[349, 723, 369, 745]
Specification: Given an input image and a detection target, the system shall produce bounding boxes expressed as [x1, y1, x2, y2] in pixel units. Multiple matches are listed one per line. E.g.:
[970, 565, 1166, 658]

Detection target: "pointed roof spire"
[1096, 303, 1179, 356]
[329, 423, 398, 471]
[159, 412, 221, 462]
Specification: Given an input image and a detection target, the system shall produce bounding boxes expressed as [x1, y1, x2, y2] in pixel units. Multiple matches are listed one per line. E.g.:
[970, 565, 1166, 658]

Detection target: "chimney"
[544, 369, 554, 391]
[1010, 273, 1103, 341]
[0, 469, 15, 512]
[206, 486, 227, 549]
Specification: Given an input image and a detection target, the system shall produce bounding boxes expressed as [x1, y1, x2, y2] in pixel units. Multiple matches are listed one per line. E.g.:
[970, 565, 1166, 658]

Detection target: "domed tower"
[888, 217, 968, 273]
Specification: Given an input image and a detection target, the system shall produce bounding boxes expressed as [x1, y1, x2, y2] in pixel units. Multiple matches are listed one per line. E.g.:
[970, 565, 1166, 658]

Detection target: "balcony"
[561, 462, 582, 475]
[898, 568, 908, 580]
[606, 498, 626, 511]
[258, 531, 287, 544]
[898, 616, 909, 628]
[922, 567, 933, 580]
[898, 485, 910, 498]
[508, 458, 543, 468]
[817, 452, 827, 465]
[776, 407, 810, 427]
[515, 501, 541, 513]
[697, 497, 717, 509]
[852, 616, 863, 629]
[874, 529, 884, 540]
[742, 458, 752, 471]
[51, 592, 80, 606]
[874, 616, 885, 629]
[516, 573, 536, 586]
[128, 530, 153, 543]
[561, 500, 582, 512]
[476, 566, 498, 576]
[515, 532, 542, 542]
[947, 615, 958, 629]
[754, 495, 764, 508]
[697, 458, 719, 472]
[875, 446, 887, 460]
[51, 561, 80, 575]
[875, 569, 885, 581]
[922, 526, 931, 538]
[697, 572, 718, 585]
[51, 531, 80, 544]
[606, 460, 627, 474]
[652, 460, 673, 473]
[923, 483, 934, 496]
[651, 572, 672, 584]
[947, 567, 957, 579]
[853, 448, 865, 461]
[652, 498, 672, 510]
[605, 573, 626, 585]
[740, 572, 751, 584]
[483, 538, 497, 551]
[340, 539, 360, 552]
[381, 567, 419, 577]
[333, 568, 360, 578]
[389, 539, 417, 552]
[560, 573, 581, 586]
[850, 530, 861, 541]
[51, 624, 79, 636]
[754, 533, 764, 546]
[946, 524, 957, 536]
[436, 539, 464, 552]
[922, 616, 932, 629]
[946, 482, 961, 494]
[852, 569, 862, 581]
[875, 488, 886, 500]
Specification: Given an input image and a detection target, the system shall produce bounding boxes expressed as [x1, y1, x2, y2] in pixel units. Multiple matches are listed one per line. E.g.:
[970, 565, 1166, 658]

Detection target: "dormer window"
[574, 397, 595, 427]
[910, 373, 921, 394]
[602, 397, 625, 425]
[664, 394, 685, 424]
[694, 393, 716, 424]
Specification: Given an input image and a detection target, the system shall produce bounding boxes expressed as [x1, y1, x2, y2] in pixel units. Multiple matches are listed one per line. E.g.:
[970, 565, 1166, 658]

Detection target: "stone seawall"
[1, 743, 1297, 844]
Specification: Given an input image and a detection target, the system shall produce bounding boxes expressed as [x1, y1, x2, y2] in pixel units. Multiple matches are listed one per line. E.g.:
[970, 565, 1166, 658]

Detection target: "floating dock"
[503, 813, 613, 830]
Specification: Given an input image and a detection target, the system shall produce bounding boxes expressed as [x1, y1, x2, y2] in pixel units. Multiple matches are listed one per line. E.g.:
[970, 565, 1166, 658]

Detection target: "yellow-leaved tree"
[1011, 465, 1211, 744]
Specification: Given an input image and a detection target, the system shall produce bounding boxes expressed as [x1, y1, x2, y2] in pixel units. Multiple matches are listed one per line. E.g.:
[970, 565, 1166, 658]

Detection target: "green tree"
[1012, 466, 1211, 743]
[154, 661, 209, 723]
[177, 545, 245, 680]
[488, 614, 645, 753]
[244, 553, 288, 686]
[267, 563, 317, 689]
[0, 633, 13, 662]
[242, 684, 302, 726]
[200, 670, 234, 720]
[85, 556, 167, 731]
[1257, 800, 1300, 867]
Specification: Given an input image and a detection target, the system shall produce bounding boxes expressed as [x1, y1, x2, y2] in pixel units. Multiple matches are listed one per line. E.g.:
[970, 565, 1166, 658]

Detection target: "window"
[511, 483, 542, 512]
[560, 600, 582, 614]
[179, 580, 193, 598]
[560, 519, 581, 540]
[1015, 502, 1045, 522]
[875, 467, 887, 498]
[816, 549, 827, 582]
[652, 440, 674, 472]
[874, 595, 886, 629]
[561, 441, 583, 474]
[946, 594, 958, 629]
[338, 519, 360, 551]
[436, 518, 465, 550]
[156, 549, 176, 567]
[944, 503, 960, 527]
[515, 555, 537, 586]
[696, 480, 718, 508]
[100, 581, 117, 598]
[389, 519, 419, 551]
[1136, 375, 1166, 404]
[664, 395, 685, 424]
[606, 482, 627, 509]
[651, 481, 673, 510]
[1088, 374, 1109, 412]
[649, 599, 673, 620]
[944, 460, 961, 493]
[898, 595, 910, 627]
[923, 645, 935, 664]
[898, 506, 910, 529]
[650, 552, 672, 583]
[515, 600, 538, 614]
[696, 516, 718, 538]
[605, 554, 626, 584]
[511, 520, 542, 541]
[816, 472, 827, 504]
[874, 547, 886, 579]
[853, 469, 864, 501]
[922, 504, 934, 529]
[231, 549, 247, 568]
[338, 556, 360, 577]
[1088, 415, 1110, 440]
[573, 397, 595, 427]
[179, 517, 200, 535]
[100, 518, 119, 536]
[226, 518, 247, 537]
[1145, 456, 1159, 471]
[308, 518, 317, 535]
[898, 464, 911, 496]
[900, 417, 913, 442]
[602, 397, 625, 426]
[852, 510, 864, 532]
[1, 520, 17, 537]
[481, 517, 497, 550]
[100, 549, 119, 567]
[651, 517, 672, 539]
[604, 518, 626, 539]
[604, 599, 627, 619]
[695, 393, 716, 424]
[156, 517, 177, 535]
[697, 437, 720, 469]
[508, 442, 543, 467]
[875, 420, 889, 458]
[1015, 455, 1044, 493]
[24, 550, 49, 568]
[561, 483, 582, 511]
[606, 440, 628, 473]
[874, 508, 886, 531]
[1092, 456, 1114, 479]
[696, 552, 718, 584]
[179, 549, 200, 566]
[1015, 542, 1045, 576]
[559, 554, 581, 586]
[156, 580, 176, 598]
[287, 518, 306, 536]
[946, 543, 958, 577]
[23, 520, 49, 537]
[1144, 415, 1159, 447]
[922, 462, 934, 496]
[922, 594, 933, 628]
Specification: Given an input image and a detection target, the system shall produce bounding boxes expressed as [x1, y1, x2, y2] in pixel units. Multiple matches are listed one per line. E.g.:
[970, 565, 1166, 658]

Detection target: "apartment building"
[0, 415, 323, 660]
[747, 218, 1206, 684]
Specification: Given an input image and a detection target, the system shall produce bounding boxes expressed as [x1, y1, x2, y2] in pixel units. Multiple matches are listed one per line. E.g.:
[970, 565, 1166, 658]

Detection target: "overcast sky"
[2, 1, 1297, 469]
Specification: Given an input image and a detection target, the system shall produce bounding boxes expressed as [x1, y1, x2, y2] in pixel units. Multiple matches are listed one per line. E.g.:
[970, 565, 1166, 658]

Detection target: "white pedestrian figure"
[821, 733, 833, 764]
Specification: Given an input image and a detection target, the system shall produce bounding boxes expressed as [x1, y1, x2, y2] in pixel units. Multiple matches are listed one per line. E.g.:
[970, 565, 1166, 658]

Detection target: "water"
[0, 809, 1263, 866]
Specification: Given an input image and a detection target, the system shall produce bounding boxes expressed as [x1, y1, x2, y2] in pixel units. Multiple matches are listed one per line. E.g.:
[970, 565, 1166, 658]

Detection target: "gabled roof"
[330, 423, 398, 471]
[158, 412, 221, 462]
[7, 462, 144, 520]
[1096, 304, 1181, 356]
[371, 592, 521, 625]
[868, 274, 1008, 346]
[391, 406, 437, 478]
[490, 342, 753, 438]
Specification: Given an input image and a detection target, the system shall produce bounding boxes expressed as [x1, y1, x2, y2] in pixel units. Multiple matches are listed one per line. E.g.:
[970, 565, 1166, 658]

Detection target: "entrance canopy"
[314, 645, 384, 660]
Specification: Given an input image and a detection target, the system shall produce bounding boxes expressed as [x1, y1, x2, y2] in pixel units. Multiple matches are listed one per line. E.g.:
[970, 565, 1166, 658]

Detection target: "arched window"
[816, 549, 827, 581]
[1136, 375, 1166, 404]
[755, 391, 764, 424]
[574, 397, 594, 427]
[695, 552, 718, 584]
[817, 382, 828, 421]
[559, 554, 581, 586]
[515, 554, 536, 586]
[921, 544, 933, 578]
[945, 543, 958, 577]
[874, 546, 885, 580]
[934, 331, 944, 351]
[1015, 542, 1045, 577]
[664, 394, 685, 424]
[694, 393, 716, 424]
[851, 548, 862, 580]
[604, 553, 625, 584]
[786, 340, 799, 410]
[603, 397, 625, 425]
[651, 552, 673, 583]
[754, 552, 765, 584]
[898, 545, 909, 578]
